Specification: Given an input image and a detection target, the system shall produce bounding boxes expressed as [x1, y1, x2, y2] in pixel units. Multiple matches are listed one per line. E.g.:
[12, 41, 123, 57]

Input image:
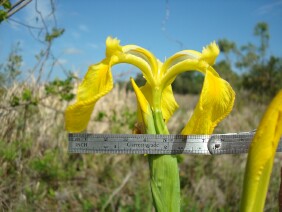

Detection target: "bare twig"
[161, 0, 184, 49]
[36, 42, 51, 82]
[49, 0, 57, 26]
[8, 18, 43, 29]
[26, 26, 45, 44]
[6, 0, 32, 18]
[35, 0, 48, 33]
[39, 102, 64, 113]
[0, 94, 57, 112]
[0, 104, 18, 111]
[101, 171, 132, 212]
[48, 52, 70, 80]
[6, 0, 68, 84]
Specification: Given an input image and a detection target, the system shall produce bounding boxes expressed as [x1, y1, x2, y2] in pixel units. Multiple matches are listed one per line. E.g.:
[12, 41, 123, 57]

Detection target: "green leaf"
[10, 95, 20, 107]
[45, 27, 65, 42]
[60, 93, 75, 101]
[2, 0, 11, 9]
[22, 88, 32, 101]
[45, 84, 56, 95]
[0, 10, 7, 23]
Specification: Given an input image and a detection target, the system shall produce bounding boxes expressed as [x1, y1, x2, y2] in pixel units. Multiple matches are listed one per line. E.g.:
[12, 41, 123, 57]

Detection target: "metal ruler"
[68, 131, 282, 155]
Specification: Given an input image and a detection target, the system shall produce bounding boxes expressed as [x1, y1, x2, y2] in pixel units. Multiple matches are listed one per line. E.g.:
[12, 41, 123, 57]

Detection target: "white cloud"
[7, 19, 21, 31]
[64, 47, 82, 55]
[256, 0, 282, 15]
[71, 31, 80, 39]
[79, 24, 89, 32]
[88, 43, 99, 49]
[55, 59, 67, 65]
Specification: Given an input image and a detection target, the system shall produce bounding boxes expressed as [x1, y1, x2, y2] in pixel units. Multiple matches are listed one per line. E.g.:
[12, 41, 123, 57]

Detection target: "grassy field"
[0, 84, 281, 211]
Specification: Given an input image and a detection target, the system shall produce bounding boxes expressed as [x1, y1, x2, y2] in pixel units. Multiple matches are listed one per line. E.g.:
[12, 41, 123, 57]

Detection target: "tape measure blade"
[68, 134, 282, 155]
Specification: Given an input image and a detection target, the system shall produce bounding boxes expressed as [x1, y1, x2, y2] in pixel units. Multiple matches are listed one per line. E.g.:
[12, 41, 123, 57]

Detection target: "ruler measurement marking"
[68, 133, 282, 155]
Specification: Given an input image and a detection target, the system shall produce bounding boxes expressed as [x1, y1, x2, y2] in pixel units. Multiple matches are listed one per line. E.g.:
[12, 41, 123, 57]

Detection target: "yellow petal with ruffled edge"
[139, 83, 179, 122]
[181, 69, 235, 134]
[158, 41, 234, 134]
[65, 37, 163, 133]
[200, 41, 220, 65]
[240, 90, 282, 212]
[105, 37, 123, 57]
[130, 78, 156, 134]
[65, 59, 113, 132]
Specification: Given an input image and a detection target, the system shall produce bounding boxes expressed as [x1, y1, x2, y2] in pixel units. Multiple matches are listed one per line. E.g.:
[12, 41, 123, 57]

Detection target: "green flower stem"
[148, 109, 181, 212]
[153, 109, 169, 135]
[148, 154, 180, 212]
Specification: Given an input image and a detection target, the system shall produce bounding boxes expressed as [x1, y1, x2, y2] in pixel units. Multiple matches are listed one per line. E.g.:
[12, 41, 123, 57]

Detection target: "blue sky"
[1, 0, 282, 80]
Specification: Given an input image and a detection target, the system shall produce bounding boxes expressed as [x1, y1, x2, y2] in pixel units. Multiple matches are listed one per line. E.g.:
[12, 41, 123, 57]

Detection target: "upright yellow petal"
[161, 42, 220, 89]
[161, 58, 218, 90]
[123, 45, 158, 73]
[104, 37, 158, 86]
[162, 49, 201, 74]
[240, 90, 282, 212]
[131, 78, 156, 134]
[122, 45, 158, 86]
[161, 85, 179, 122]
[181, 70, 235, 134]
[65, 59, 113, 132]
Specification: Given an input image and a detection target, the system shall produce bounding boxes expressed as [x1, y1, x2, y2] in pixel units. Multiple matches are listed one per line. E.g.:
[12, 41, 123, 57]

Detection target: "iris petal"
[160, 85, 179, 122]
[181, 70, 235, 134]
[105, 37, 122, 58]
[105, 37, 157, 85]
[161, 42, 220, 88]
[162, 50, 200, 73]
[200, 41, 220, 65]
[122, 45, 158, 86]
[131, 78, 156, 134]
[65, 59, 113, 132]
[240, 90, 282, 211]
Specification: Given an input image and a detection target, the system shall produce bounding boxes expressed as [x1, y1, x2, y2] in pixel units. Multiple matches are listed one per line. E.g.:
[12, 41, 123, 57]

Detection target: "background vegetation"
[1, 1, 282, 211]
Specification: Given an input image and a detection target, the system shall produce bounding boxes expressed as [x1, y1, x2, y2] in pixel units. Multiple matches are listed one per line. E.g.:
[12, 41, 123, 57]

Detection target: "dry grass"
[0, 83, 281, 211]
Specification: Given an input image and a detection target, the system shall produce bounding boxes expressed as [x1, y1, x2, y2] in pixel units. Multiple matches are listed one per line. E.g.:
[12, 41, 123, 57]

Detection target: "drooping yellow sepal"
[65, 59, 113, 132]
[181, 69, 235, 134]
[240, 90, 282, 211]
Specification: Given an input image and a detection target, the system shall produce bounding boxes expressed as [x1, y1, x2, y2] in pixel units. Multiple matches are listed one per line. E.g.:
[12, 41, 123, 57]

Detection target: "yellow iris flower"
[64, 37, 235, 211]
[65, 37, 235, 135]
